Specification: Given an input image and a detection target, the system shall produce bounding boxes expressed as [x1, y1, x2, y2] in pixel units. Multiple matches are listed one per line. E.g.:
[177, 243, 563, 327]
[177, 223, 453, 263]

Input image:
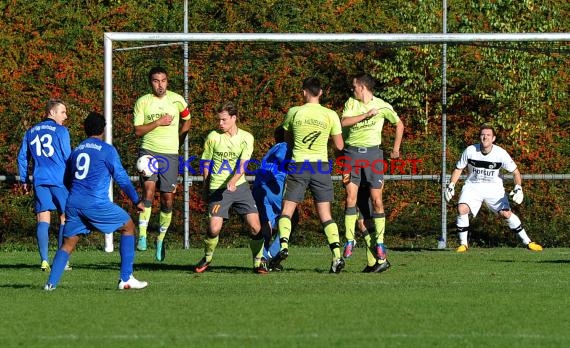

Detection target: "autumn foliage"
[0, 0, 568, 248]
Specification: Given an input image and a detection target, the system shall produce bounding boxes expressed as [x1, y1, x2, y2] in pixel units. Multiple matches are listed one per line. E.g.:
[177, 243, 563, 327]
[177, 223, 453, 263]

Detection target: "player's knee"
[207, 229, 220, 238]
[457, 203, 470, 215]
[499, 209, 512, 219]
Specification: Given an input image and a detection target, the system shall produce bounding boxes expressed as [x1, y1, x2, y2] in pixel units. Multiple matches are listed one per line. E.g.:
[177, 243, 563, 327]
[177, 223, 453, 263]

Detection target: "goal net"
[104, 32, 570, 250]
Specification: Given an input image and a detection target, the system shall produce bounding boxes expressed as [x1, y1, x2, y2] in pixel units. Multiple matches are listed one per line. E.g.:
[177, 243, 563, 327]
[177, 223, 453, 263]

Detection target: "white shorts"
[458, 182, 510, 217]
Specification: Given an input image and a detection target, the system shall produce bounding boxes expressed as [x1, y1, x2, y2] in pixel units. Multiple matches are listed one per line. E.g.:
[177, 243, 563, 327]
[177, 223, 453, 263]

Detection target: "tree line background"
[0, 0, 568, 249]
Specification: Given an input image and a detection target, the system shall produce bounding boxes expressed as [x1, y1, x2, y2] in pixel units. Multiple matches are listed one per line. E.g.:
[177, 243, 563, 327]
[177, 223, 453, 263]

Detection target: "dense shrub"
[0, 0, 568, 249]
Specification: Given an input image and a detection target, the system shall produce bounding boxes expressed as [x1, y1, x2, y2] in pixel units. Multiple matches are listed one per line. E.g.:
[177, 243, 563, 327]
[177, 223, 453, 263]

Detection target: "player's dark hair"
[480, 124, 496, 137]
[274, 125, 285, 143]
[45, 99, 66, 115]
[84, 112, 106, 136]
[216, 101, 238, 117]
[148, 66, 168, 83]
[354, 73, 376, 92]
[302, 77, 321, 97]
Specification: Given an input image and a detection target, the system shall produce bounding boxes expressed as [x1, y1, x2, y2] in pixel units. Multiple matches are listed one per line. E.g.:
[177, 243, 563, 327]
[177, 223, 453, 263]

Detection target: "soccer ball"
[136, 155, 155, 177]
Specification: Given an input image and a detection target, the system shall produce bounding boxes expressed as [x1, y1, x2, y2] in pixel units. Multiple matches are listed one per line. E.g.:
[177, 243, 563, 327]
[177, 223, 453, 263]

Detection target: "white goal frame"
[104, 32, 570, 250]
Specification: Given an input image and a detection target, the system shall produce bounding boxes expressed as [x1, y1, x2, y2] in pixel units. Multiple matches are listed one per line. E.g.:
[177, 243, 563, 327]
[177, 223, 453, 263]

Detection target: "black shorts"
[208, 183, 258, 219]
[283, 162, 334, 203]
[139, 149, 179, 193]
[343, 146, 385, 189]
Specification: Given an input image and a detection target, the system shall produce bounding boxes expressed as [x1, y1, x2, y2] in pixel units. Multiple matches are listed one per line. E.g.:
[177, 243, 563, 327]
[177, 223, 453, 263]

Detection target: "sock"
[157, 210, 172, 242]
[266, 232, 281, 259]
[373, 213, 386, 244]
[37, 222, 50, 262]
[344, 206, 358, 241]
[204, 235, 219, 262]
[457, 214, 469, 246]
[323, 220, 341, 260]
[250, 233, 264, 267]
[278, 216, 292, 250]
[505, 214, 531, 245]
[138, 207, 152, 238]
[119, 234, 135, 282]
[47, 249, 70, 287]
[58, 224, 65, 249]
[364, 233, 376, 266]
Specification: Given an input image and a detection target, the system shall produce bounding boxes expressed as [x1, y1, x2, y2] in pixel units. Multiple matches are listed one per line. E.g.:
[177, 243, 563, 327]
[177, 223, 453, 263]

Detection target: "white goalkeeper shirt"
[456, 144, 517, 185]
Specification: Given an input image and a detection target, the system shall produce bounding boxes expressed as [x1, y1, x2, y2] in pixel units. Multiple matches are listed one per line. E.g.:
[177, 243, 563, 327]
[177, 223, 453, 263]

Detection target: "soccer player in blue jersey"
[17, 99, 71, 271]
[44, 112, 147, 290]
[251, 126, 292, 269]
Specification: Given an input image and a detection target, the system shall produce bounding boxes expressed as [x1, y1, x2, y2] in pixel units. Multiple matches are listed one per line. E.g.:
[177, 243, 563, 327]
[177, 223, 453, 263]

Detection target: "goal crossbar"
[104, 31, 569, 143]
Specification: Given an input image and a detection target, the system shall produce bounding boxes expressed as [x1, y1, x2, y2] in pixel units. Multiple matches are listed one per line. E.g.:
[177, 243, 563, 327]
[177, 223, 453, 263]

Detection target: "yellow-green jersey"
[133, 91, 191, 153]
[201, 128, 254, 190]
[282, 103, 342, 163]
[342, 96, 400, 147]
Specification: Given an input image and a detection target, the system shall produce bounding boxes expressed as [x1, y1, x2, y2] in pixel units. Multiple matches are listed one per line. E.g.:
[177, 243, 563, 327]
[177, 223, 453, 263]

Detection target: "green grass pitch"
[1, 246, 569, 347]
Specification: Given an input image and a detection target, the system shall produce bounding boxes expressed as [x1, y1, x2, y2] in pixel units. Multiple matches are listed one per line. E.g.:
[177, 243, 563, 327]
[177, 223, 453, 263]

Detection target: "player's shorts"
[343, 146, 385, 189]
[252, 183, 282, 227]
[34, 185, 68, 214]
[208, 183, 258, 219]
[283, 162, 334, 203]
[139, 149, 178, 193]
[458, 182, 510, 217]
[63, 202, 131, 237]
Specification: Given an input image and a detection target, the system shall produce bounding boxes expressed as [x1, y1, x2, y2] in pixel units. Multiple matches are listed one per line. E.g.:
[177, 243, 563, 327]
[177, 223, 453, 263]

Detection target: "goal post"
[104, 32, 570, 250]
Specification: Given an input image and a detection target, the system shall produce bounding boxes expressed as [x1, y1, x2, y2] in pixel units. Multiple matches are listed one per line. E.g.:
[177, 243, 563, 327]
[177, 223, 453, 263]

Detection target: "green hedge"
[1, 0, 568, 248]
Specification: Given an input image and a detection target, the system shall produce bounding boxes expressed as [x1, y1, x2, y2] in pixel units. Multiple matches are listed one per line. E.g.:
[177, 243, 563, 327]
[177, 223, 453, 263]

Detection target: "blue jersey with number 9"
[66, 137, 138, 208]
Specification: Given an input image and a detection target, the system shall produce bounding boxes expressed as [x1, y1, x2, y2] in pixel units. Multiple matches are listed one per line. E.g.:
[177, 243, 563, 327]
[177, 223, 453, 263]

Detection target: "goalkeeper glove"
[445, 182, 455, 202]
[509, 184, 523, 204]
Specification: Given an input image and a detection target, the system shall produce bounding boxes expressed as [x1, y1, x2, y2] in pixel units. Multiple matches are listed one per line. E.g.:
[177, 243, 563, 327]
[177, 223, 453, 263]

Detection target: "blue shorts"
[34, 185, 68, 214]
[63, 203, 132, 237]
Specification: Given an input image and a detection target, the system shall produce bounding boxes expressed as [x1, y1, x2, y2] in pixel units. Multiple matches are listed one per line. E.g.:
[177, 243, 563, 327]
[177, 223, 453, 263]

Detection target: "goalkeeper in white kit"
[444, 124, 543, 252]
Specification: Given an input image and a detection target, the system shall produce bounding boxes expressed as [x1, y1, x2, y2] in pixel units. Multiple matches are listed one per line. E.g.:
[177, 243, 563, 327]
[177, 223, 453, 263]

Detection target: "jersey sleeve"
[272, 143, 290, 163]
[282, 107, 298, 131]
[106, 146, 139, 204]
[17, 131, 30, 183]
[455, 147, 470, 169]
[380, 106, 400, 124]
[342, 98, 360, 117]
[174, 94, 191, 121]
[329, 111, 343, 136]
[501, 150, 517, 172]
[58, 127, 72, 161]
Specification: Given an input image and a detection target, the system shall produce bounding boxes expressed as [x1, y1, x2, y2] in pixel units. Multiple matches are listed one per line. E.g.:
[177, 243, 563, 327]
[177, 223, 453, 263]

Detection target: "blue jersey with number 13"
[17, 118, 71, 186]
